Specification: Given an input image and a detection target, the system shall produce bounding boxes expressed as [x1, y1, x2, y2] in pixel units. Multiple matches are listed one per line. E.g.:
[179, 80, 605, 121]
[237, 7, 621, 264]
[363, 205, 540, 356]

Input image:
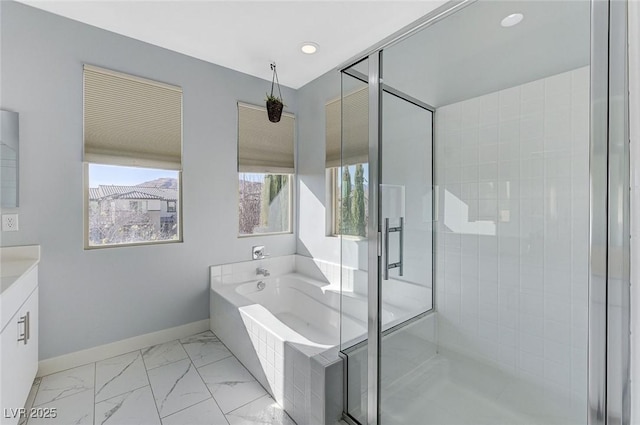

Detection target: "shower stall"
[337, 1, 630, 424]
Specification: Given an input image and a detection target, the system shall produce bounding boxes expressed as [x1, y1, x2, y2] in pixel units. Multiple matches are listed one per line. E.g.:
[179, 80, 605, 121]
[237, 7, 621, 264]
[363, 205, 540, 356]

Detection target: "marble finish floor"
[20, 331, 296, 425]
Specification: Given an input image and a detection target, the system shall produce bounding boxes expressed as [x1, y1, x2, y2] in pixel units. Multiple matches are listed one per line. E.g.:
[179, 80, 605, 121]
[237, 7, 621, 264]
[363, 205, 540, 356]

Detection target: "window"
[237, 103, 294, 236]
[332, 163, 368, 237]
[129, 200, 144, 212]
[326, 86, 369, 236]
[238, 173, 291, 235]
[83, 65, 182, 248]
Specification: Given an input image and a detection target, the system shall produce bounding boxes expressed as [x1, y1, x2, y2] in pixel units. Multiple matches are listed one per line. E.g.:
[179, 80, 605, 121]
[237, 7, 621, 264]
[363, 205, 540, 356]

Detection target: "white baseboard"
[37, 319, 209, 377]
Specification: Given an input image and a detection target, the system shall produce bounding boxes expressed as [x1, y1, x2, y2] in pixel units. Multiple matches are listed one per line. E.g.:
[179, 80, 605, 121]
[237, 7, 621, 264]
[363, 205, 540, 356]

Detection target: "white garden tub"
[210, 254, 432, 425]
[210, 256, 353, 425]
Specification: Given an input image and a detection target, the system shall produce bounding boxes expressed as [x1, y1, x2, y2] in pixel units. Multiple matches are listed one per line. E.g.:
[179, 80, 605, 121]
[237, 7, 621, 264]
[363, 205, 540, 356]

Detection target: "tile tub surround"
[210, 255, 346, 425]
[19, 331, 294, 425]
[435, 66, 590, 410]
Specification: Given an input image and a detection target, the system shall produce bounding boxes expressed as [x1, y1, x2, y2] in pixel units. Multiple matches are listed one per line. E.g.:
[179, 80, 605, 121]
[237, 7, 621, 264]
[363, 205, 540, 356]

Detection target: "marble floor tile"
[161, 398, 227, 425]
[198, 356, 266, 414]
[28, 388, 93, 425]
[33, 364, 95, 407]
[95, 351, 149, 403]
[94, 385, 160, 425]
[226, 395, 296, 425]
[147, 358, 211, 418]
[142, 340, 189, 370]
[180, 331, 232, 368]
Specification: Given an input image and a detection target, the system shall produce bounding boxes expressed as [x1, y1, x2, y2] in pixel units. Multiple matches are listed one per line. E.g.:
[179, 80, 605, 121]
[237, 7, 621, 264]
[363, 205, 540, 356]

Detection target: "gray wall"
[0, 1, 297, 359]
[296, 69, 341, 264]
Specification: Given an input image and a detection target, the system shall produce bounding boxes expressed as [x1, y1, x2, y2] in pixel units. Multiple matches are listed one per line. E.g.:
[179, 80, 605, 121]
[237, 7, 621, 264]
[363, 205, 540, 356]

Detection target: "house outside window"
[87, 165, 180, 246]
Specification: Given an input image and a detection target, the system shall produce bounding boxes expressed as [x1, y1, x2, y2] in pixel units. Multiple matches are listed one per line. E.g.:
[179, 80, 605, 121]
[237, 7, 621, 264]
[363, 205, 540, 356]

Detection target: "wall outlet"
[2, 213, 19, 232]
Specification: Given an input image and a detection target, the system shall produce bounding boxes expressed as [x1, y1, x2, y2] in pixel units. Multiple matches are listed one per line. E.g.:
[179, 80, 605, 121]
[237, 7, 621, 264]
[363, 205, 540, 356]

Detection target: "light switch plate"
[2, 213, 19, 231]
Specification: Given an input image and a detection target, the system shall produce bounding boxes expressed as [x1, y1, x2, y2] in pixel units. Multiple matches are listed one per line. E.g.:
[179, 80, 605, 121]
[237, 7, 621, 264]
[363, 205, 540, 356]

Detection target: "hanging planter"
[266, 62, 285, 123]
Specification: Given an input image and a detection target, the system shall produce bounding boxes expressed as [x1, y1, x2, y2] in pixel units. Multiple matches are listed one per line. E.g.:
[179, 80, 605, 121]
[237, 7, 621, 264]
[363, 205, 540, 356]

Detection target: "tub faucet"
[256, 267, 270, 277]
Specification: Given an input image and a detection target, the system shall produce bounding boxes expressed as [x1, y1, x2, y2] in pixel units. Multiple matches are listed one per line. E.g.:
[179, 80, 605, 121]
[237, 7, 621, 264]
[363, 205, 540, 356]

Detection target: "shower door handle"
[383, 217, 404, 280]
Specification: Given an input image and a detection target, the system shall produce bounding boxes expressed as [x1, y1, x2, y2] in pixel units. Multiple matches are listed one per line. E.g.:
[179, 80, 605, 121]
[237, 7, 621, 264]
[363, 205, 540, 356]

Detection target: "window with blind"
[83, 65, 183, 248]
[237, 102, 294, 236]
[326, 87, 369, 237]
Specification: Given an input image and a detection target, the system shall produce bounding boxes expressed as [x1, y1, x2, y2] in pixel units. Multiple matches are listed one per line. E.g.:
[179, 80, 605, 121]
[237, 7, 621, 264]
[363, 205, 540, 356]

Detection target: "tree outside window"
[239, 173, 291, 236]
[335, 163, 368, 237]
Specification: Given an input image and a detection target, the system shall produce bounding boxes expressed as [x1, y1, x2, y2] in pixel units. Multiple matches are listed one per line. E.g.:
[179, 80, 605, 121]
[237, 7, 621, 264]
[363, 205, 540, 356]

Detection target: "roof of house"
[89, 185, 177, 201]
[88, 188, 102, 200]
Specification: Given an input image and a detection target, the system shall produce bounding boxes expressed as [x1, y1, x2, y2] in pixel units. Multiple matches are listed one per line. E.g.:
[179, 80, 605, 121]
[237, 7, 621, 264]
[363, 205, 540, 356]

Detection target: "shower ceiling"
[383, 0, 591, 107]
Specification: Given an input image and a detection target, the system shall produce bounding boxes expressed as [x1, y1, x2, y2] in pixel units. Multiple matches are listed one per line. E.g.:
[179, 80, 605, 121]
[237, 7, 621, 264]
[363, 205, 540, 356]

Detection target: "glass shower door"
[378, 88, 435, 424]
[339, 58, 436, 425]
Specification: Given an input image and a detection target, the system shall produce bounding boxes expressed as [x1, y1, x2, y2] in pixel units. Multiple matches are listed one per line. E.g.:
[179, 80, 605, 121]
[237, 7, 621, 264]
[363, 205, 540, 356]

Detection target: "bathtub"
[232, 274, 368, 346]
[210, 256, 350, 425]
[209, 254, 433, 425]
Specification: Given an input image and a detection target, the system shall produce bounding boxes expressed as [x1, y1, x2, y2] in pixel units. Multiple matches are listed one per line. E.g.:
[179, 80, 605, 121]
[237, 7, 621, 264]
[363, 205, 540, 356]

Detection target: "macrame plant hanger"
[266, 62, 284, 123]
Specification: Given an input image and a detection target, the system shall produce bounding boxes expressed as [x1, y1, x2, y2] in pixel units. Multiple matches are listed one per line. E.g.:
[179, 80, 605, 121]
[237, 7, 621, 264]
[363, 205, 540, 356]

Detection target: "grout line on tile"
[95, 384, 150, 404]
[37, 361, 96, 379]
[191, 352, 233, 369]
[192, 359, 231, 425]
[32, 387, 96, 410]
[190, 330, 272, 419]
[224, 392, 273, 417]
[93, 362, 97, 425]
[144, 356, 188, 371]
[139, 351, 163, 424]
[95, 350, 142, 400]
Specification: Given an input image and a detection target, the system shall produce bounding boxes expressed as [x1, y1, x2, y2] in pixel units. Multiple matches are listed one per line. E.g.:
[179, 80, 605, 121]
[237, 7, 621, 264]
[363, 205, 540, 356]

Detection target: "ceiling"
[18, 0, 448, 89]
[382, 0, 591, 106]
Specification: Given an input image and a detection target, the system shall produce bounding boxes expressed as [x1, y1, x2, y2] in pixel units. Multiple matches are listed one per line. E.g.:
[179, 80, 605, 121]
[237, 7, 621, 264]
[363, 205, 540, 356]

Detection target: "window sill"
[84, 238, 182, 250]
[328, 234, 367, 241]
[238, 231, 293, 238]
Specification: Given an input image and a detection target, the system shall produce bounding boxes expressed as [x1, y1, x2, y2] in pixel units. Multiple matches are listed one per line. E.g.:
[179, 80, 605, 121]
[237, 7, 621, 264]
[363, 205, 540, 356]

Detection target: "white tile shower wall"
[294, 255, 342, 287]
[435, 66, 589, 400]
[211, 254, 349, 289]
[294, 254, 368, 297]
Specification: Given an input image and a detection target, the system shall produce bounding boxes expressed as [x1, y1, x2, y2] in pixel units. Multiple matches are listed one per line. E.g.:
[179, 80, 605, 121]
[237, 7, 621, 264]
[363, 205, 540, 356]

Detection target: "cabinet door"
[1, 288, 38, 425]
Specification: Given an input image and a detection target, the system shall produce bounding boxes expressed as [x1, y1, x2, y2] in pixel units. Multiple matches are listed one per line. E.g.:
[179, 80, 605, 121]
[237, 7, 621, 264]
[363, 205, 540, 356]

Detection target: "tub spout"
[256, 267, 270, 277]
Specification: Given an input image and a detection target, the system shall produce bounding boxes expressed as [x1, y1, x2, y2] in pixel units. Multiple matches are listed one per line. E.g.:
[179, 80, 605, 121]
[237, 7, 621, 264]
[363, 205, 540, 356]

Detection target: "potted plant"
[265, 93, 284, 123]
[266, 63, 285, 123]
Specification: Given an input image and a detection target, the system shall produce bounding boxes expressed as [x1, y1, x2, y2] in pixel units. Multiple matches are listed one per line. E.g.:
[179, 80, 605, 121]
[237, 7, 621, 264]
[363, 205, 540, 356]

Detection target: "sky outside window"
[89, 164, 178, 186]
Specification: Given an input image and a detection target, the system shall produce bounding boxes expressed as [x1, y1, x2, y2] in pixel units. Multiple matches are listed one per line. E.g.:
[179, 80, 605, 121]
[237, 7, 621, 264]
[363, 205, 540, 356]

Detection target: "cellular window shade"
[237, 102, 295, 173]
[325, 86, 368, 168]
[83, 65, 183, 170]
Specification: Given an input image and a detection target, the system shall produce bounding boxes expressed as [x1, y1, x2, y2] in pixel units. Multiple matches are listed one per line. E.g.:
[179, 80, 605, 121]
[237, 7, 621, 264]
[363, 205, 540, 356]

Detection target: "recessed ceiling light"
[300, 42, 319, 55]
[501, 13, 524, 27]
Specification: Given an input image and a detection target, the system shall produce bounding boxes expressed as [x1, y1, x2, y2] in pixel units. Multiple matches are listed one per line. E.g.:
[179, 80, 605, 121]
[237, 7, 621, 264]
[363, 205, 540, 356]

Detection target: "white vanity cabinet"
[1, 247, 39, 425]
